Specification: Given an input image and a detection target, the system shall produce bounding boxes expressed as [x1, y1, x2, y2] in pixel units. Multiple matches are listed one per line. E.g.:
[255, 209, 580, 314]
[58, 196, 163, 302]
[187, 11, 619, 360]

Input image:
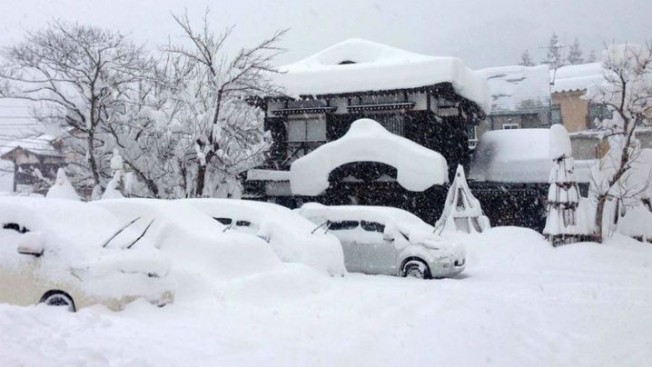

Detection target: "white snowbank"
[275, 39, 491, 113]
[46, 169, 80, 201]
[618, 205, 652, 240]
[183, 198, 347, 276]
[549, 124, 573, 160]
[291, 118, 448, 195]
[481, 64, 550, 112]
[2, 226, 652, 366]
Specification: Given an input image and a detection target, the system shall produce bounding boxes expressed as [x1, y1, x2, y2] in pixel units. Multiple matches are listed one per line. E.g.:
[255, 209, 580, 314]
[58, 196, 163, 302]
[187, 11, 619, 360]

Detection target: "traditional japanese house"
[0, 134, 65, 194]
[245, 39, 490, 223]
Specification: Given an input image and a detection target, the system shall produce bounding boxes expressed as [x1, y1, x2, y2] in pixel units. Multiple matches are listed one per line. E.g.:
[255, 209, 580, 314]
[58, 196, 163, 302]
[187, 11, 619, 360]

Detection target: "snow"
[481, 64, 550, 112]
[549, 124, 573, 159]
[291, 118, 449, 195]
[618, 205, 652, 240]
[470, 128, 551, 183]
[101, 171, 124, 200]
[2, 225, 652, 366]
[551, 62, 604, 93]
[183, 198, 347, 276]
[246, 169, 290, 182]
[46, 168, 80, 201]
[275, 39, 491, 113]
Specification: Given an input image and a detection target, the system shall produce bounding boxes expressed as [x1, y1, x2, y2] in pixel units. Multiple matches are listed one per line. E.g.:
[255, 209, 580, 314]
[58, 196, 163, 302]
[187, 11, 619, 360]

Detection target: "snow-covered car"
[296, 203, 466, 279]
[183, 199, 347, 276]
[93, 199, 284, 291]
[0, 197, 174, 312]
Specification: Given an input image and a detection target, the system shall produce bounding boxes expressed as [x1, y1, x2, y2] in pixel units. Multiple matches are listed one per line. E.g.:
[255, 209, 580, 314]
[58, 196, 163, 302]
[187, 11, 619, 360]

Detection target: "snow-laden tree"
[435, 165, 490, 234]
[520, 49, 535, 66]
[0, 22, 152, 194]
[587, 43, 652, 242]
[587, 49, 598, 63]
[543, 33, 565, 68]
[46, 168, 80, 201]
[566, 38, 584, 65]
[152, 11, 285, 198]
[543, 125, 585, 246]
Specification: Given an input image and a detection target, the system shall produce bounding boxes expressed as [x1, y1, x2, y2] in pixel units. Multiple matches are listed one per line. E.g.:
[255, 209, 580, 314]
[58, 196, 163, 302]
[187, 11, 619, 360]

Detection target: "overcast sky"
[0, 0, 650, 68]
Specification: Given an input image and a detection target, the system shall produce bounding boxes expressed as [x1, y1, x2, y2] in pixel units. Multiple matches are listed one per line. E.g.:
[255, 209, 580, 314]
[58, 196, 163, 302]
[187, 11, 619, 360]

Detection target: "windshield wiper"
[126, 219, 155, 249]
[311, 220, 330, 234]
[101, 217, 141, 248]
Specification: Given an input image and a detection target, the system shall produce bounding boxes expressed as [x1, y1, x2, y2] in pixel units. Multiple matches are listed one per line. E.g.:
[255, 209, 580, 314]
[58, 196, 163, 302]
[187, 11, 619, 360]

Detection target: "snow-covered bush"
[435, 165, 489, 234]
[543, 125, 592, 245]
[46, 169, 80, 201]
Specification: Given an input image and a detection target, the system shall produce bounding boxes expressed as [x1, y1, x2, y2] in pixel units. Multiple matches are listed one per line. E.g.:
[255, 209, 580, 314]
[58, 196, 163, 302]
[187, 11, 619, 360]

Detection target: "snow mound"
[183, 198, 347, 276]
[291, 118, 448, 195]
[436, 165, 490, 233]
[618, 206, 652, 241]
[276, 39, 491, 113]
[46, 168, 80, 201]
[549, 124, 572, 160]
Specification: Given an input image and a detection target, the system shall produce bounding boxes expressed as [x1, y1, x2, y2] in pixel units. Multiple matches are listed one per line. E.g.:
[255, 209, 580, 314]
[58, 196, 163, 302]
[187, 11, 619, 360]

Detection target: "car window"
[236, 220, 252, 227]
[2, 223, 29, 233]
[361, 220, 385, 233]
[213, 217, 233, 225]
[328, 220, 359, 230]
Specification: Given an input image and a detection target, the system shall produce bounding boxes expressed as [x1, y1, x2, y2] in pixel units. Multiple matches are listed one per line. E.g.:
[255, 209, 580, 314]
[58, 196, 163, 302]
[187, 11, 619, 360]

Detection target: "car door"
[358, 220, 398, 275]
[326, 220, 361, 272]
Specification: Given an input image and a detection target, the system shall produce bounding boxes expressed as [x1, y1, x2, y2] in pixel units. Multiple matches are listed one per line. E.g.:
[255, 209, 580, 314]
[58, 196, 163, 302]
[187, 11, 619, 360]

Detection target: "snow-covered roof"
[290, 119, 449, 195]
[275, 39, 491, 113]
[0, 134, 63, 158]
[470, 128, 592, 183]
[551, 62, 604, 93]
[480, 65, 550, 113]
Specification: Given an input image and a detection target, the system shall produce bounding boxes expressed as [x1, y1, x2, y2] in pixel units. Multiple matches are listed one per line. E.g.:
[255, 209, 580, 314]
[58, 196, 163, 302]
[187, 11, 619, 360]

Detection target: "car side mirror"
[17, 232, 45, 257]
[383, 230, 395, 242]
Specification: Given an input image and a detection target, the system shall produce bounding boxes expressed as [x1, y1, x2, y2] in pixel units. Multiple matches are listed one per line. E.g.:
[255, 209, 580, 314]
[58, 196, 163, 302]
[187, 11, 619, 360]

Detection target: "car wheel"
[402, 260, 430, 279]
[39, 291, 76, 312]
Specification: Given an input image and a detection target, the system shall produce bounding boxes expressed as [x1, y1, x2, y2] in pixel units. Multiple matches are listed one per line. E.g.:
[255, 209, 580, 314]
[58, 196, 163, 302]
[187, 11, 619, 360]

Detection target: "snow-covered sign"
[551, 62, 604, 93]
[274, 39, 491, 114]
[481, 65, 550, 113]
[290, 119, 449, 196]
[436, 165, 490, 234]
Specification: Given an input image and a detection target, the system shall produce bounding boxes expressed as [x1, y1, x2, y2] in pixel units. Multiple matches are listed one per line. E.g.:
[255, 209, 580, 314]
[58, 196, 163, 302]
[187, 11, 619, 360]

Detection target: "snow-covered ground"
[1, 227, 651, 366]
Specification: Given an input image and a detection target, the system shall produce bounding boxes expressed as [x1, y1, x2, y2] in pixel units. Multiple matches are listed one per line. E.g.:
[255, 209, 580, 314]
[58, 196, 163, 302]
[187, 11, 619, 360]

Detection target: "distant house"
[0, 134, 65, 194]
[477, 65, 552, 141]
[551, 62, 610, 133]
[246, 39, 490, 222]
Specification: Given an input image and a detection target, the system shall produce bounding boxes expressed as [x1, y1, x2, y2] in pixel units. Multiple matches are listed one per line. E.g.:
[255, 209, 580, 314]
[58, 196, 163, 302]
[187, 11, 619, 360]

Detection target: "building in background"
[0, 134, 65, 194]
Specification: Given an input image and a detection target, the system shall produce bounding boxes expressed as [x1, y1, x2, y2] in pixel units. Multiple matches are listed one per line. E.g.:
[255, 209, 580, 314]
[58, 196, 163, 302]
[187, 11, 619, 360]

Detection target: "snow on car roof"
[480, 64, 550, 113]
[274, 38, 491, 113]
[298, 203, 433, 232]
[290, 118, 449, 196]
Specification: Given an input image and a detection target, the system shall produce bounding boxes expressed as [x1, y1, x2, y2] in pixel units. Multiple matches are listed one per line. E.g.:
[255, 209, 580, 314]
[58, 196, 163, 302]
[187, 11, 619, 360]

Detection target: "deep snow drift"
[1, 225, 651, 366]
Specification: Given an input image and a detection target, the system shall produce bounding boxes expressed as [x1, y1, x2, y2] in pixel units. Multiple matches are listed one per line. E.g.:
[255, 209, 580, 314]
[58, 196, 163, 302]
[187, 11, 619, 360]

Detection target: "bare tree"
[162, 10, 286, 197]
[519, 49, 535, 66]
[588, 43, 652, 242]
[0, 22, 152, 192]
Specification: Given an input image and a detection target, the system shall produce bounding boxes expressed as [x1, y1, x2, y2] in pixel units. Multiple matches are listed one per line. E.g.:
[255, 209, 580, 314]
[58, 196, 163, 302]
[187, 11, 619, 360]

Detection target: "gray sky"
[0, 0, 650, 68]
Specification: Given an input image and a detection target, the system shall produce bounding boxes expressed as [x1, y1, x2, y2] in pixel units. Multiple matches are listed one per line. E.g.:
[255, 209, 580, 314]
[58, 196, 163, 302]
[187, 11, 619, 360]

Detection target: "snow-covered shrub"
[46, 168, 80, 201]
[435, 165, 490, 234]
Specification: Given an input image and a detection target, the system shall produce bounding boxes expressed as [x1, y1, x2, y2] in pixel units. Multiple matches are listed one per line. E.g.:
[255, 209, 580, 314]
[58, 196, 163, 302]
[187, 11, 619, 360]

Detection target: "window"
[360, 221, 385, 233]
[213, 217, 232, 225]
[587, 103, 612, 128]
[366, 113, 405, 136]
[467, 125, 478, 149]
[287, 116, 326, 142]
[502, 123, 519, 129]
[551, 105, 562, 125]
[328, 220, 359, 231]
